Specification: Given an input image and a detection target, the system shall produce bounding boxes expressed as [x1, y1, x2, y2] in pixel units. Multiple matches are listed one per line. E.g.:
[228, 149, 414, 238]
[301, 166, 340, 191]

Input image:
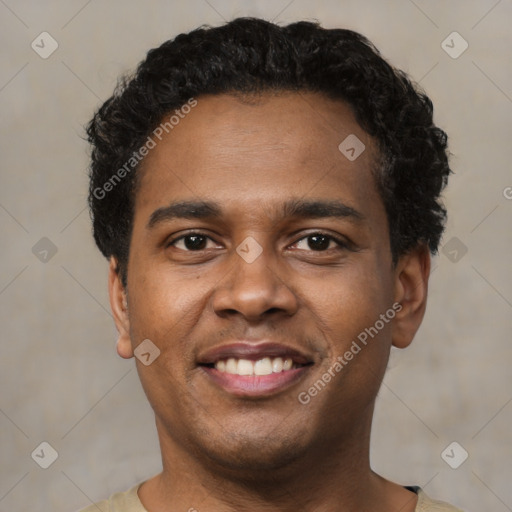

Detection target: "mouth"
[197, 342, 314, 398]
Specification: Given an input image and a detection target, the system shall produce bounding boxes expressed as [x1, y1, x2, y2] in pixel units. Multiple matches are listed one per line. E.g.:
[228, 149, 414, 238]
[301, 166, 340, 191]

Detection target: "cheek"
[128, 256, 191, 324]
[126, 262, 210, 372]
[322, 259, 391, 315]
[312, 259, 395, 359]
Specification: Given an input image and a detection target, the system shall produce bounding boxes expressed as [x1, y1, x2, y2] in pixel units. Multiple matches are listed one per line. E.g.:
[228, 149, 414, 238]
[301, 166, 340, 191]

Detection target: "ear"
[391, 244, 430, 349]
[108, 257, 133, 359]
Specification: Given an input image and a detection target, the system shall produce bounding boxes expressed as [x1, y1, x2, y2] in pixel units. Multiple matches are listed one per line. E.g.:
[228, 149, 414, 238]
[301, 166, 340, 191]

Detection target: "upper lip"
[197, 342, 313, 366]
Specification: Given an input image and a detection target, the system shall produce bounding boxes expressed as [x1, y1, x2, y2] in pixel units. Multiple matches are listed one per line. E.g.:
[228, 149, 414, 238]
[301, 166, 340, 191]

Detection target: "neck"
[137, 405, 417, 512]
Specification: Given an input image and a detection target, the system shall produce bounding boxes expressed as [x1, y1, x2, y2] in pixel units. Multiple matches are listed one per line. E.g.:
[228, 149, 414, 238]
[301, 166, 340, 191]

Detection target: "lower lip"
[200, 366, 311, 398]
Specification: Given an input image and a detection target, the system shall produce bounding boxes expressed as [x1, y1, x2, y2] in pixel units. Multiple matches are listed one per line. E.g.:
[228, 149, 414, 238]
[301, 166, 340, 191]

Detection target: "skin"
[108, 91, 430, 511]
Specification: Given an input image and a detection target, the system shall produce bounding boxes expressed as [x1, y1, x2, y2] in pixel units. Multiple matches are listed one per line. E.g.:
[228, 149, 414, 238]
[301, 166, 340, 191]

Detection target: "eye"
[292, 232, 348, 252]
[166, 231, 348, 253]
[166, 232, 219, 251]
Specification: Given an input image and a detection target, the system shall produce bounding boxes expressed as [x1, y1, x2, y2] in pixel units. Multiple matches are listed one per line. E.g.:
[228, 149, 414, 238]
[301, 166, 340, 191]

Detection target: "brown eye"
[306, 234, 330, 251]
[293, 233, 347, 251]
[167, 233, 215, 251]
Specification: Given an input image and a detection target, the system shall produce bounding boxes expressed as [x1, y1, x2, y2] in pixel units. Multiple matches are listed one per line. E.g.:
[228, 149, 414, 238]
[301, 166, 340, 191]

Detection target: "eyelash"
[166, 231, 349, 252]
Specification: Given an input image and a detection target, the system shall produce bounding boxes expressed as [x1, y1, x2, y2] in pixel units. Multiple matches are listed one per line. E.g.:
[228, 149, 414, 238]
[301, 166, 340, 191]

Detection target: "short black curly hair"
[87, 17, 451, 287]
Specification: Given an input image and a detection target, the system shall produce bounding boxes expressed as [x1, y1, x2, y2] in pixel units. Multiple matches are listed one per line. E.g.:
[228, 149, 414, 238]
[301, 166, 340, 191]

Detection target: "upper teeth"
[215, 357, 294, 376]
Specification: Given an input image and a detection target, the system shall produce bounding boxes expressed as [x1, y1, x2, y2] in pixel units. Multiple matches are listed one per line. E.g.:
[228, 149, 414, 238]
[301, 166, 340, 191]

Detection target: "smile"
[198, 342, 314, 397]
[214, 356, 300, 376]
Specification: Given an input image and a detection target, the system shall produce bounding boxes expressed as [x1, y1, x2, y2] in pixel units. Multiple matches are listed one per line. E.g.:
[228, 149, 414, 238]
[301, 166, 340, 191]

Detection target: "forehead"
[134, 91, 383, 223]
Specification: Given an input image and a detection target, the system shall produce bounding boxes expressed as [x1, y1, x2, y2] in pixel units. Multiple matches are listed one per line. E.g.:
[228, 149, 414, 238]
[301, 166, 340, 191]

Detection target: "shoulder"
[416, 487, 465, 511]
[74, 481, 147, 512]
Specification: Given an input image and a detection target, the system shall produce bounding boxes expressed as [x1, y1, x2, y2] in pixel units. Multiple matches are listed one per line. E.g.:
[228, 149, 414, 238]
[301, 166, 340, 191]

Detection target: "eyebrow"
[147, 198, 365, 230]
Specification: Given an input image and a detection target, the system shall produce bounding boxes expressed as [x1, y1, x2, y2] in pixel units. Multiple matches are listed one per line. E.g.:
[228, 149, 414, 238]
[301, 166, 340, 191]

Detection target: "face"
[110, 92, 428, 474]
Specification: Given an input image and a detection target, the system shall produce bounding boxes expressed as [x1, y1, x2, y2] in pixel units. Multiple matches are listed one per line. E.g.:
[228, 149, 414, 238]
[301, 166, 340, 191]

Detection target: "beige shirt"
[77, 482, 464, 511]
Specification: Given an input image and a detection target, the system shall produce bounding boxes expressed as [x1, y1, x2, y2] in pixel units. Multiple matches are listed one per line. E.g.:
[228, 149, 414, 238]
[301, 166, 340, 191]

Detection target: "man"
[80, 17, 462, 511]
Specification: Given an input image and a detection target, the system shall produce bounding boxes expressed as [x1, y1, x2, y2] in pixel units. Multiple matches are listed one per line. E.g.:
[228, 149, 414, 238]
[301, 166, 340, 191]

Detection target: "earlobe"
[116, 335, 134, 359]
[108, 257, 134, 359]
[391, 245, 431, 349]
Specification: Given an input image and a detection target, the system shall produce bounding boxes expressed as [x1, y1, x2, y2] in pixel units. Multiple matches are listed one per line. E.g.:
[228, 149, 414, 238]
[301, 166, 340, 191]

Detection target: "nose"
[212, 240, 298, 322]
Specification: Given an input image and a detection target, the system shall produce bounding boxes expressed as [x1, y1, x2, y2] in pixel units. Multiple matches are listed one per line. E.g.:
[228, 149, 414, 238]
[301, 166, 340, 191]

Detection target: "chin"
[192, 428, 311, 478]
[205, 442, 305, 476]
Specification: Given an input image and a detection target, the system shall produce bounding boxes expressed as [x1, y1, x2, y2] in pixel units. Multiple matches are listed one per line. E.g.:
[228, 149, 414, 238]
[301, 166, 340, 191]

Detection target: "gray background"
[1, 1, 511, 511]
